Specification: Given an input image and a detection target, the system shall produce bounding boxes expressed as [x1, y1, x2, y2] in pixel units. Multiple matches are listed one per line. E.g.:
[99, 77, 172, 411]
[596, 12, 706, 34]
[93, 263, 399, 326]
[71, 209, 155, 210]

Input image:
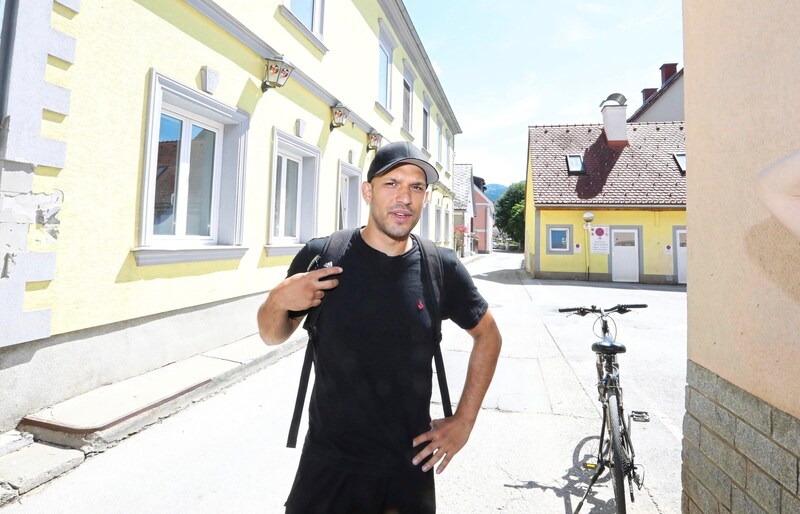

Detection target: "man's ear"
[424, 189, 430, 203]
[361, 181, 372, 204]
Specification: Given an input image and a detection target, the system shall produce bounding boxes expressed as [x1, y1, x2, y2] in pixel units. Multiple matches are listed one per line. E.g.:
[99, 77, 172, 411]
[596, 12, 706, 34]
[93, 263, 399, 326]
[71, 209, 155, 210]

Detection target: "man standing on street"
[257, 141, 502, 513]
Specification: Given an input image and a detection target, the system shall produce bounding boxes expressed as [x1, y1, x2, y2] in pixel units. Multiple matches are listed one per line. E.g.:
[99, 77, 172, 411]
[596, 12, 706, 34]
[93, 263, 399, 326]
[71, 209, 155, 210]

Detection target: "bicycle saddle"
[592, 336, 627, 355]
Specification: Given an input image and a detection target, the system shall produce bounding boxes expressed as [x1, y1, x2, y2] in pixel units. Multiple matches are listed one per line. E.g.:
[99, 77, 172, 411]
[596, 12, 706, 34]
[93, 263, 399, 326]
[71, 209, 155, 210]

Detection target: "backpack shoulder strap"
[413, 235, 453, 418]
[288, 228, 357, 448]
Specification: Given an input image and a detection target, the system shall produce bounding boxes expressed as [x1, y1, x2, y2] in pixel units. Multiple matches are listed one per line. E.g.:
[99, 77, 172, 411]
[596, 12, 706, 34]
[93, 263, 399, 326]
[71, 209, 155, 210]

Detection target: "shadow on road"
[471, 268, 527, 285]
[503, 435, 619, 514]
[525, 278, 686, 293]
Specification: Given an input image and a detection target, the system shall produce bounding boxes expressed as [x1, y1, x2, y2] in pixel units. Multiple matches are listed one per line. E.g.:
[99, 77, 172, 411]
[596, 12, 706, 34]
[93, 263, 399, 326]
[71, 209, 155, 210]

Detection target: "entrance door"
[676, 229, 687, 284]
[611, 229, 639, 282]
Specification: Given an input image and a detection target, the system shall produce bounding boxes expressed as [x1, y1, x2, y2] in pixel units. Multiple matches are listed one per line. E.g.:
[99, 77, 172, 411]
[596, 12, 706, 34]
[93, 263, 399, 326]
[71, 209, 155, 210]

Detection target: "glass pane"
[186, 125, 215, 236]
[422, 109, 429, 148]
[290, 0, 314, 29]
[283, 158, 300, 237]
[403, 81, 411, 130]
[550, 229, 568, 250]
[378, 47, 389, 106]
[614, 232, 636, 246]
[154, 114, 182, 235]
[273, 156, 283, 237]
[679, 232, 687, 247]
[567, 155, 584, 172]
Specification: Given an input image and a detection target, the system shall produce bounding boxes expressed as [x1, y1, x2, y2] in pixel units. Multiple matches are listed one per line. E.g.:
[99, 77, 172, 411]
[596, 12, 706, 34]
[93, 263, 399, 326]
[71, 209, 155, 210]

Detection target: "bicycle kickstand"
[573, 462, 606, 514]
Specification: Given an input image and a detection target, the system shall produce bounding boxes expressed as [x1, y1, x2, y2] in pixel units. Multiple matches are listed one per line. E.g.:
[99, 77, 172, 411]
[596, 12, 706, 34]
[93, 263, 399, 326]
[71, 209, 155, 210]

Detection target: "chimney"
[600, 93, 628, 147]
[660, 63, 678, 85]
[642, 87, 658, 104]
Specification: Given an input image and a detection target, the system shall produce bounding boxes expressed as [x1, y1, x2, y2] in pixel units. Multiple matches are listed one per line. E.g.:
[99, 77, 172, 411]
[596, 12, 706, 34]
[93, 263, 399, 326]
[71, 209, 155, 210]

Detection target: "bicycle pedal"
[630, 410, 650, 422]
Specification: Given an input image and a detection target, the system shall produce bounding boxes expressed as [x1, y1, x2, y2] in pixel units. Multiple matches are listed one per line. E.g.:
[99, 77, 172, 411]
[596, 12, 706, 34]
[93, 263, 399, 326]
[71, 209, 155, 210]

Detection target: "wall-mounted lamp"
[330, 103, 350, 131]
[261, 55, 295, 93]
[367, 131, 382, 151]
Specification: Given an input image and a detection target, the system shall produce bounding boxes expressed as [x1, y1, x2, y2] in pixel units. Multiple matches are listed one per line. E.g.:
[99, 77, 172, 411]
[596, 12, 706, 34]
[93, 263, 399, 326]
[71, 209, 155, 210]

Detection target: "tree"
[494, 181, 525, 244]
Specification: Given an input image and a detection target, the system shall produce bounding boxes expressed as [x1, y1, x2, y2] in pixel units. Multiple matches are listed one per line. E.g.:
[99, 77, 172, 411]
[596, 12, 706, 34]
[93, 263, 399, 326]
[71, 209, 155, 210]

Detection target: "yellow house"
[0, 0, 459, 431]
[524, 96, 686, 284]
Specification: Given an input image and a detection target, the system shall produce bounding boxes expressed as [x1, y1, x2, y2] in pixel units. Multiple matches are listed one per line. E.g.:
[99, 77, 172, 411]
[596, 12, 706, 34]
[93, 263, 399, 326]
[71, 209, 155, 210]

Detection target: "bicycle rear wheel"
[607, 390, 630, 513]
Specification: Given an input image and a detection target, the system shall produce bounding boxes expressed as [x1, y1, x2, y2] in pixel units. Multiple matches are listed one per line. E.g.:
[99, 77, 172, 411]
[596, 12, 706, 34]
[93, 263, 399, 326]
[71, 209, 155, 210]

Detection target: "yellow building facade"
[0, 0, 459, 431]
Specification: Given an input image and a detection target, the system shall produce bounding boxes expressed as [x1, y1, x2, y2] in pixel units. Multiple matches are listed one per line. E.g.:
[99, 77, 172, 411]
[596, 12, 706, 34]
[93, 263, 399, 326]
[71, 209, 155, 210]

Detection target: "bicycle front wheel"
[607, 390, 630, 513]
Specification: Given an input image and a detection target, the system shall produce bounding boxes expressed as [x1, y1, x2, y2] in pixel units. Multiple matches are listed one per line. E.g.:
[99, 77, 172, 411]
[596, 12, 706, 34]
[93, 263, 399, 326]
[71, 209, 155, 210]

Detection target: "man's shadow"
[503, 435, 619, 514]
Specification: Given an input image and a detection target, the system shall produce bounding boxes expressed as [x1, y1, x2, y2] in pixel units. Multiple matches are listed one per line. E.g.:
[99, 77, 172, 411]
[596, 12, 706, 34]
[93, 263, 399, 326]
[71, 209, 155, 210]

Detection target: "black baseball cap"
[367, 141, 439, 185]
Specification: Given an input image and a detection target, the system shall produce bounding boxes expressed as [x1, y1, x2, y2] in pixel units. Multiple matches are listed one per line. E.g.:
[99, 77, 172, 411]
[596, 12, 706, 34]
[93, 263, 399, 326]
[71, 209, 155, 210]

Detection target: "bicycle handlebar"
[557, 304, 648, 315]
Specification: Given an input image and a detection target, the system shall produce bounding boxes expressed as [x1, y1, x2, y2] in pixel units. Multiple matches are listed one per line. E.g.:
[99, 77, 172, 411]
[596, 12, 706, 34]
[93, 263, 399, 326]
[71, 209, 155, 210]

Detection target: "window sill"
[277, 5, 329, 54]
[264, 244, 304, 257]
[132, 246, 248, 266]
[421, 147, 431, 158]
[374, 102, 394, 122]
[400, 127, 414, 142]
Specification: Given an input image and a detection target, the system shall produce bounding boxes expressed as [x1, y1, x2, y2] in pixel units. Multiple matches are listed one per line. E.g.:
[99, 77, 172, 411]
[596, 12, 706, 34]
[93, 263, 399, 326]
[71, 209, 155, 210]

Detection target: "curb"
[0, 334, 306, 507]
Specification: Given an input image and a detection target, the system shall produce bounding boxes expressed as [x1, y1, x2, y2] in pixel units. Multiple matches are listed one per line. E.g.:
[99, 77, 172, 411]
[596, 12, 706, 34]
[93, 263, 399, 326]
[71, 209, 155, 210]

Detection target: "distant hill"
[484, 184, 508, 203]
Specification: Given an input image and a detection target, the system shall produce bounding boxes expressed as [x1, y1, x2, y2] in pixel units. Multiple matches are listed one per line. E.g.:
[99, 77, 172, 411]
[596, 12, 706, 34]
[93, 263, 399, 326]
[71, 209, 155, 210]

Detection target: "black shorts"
[285, 453, 436, 514]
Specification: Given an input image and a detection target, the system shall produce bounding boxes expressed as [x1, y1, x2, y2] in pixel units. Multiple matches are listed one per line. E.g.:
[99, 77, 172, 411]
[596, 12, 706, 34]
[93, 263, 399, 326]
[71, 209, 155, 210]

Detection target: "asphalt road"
[3, 251, 686, 513]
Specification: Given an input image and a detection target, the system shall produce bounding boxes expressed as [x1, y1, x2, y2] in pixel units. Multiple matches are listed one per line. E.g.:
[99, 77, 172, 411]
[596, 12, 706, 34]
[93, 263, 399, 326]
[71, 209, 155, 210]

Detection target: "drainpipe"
[0, 0, 19, 133]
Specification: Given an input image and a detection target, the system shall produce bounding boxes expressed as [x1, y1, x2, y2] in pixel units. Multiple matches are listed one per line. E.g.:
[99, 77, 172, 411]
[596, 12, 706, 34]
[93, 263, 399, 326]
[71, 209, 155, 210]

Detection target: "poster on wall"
[574, 242, 582, 254]
[590, 226, 610, 254]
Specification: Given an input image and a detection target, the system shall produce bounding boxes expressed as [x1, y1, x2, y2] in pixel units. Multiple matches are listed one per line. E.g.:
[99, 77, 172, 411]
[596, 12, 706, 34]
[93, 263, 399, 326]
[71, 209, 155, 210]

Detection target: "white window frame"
[436, 116, 443, 165]
[445, 129, 452, 171]
[377, 19, 397, 112]
[153, 106, 223, 243]
[421, 201, 430, 238]
[338, 161, 362, 230]
[444, 208, 451, 243]
[401, 61, 416, 136]
[279, 0, 328, 53]
[272, 151, 304, 243]
[422, 95, 431, 151]
[135, 70, 249, 266]
[546, 225, 573, 254]
[267, 128, 320, 254]
[435, 204, 442, 241]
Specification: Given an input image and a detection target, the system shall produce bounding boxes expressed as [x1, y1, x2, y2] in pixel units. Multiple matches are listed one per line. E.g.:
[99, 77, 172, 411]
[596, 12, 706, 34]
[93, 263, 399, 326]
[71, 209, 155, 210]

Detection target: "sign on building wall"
[590, 226, 610, 254]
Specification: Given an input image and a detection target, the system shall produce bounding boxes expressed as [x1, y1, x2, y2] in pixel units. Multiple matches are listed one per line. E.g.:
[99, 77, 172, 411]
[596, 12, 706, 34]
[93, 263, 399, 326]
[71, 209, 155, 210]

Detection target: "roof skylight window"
[566, 154, 585, 174]
[674, 152, 687, 173]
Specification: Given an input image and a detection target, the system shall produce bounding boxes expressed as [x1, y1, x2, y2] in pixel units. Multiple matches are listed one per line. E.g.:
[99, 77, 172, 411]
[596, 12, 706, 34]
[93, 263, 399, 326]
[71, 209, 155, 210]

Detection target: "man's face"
[362, 164, 428, 241]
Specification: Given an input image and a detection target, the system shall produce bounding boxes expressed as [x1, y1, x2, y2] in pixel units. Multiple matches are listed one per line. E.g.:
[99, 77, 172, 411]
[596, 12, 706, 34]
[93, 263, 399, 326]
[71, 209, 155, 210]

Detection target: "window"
[566, 154, 585, 174]
[377, 20, 397, 110]
[422, 104, 430, 150]
[402, 79, 412, 132]
[444, 209, 451, 242]
[270, 129, 321, 251]
[421, 202, 430, 238]
[153, 110, 221, 238]
[338, 161, 362, 230]
[546, 225, 572, 254]
[674, 152, 686, 173]
[401, 62, 416, 135]
[136, 71, 249, 266]
[435, 205, 442, 241]
[436, 117, 443, 164]
[445, 130, 452, 171]
[279, 0, 327, 53]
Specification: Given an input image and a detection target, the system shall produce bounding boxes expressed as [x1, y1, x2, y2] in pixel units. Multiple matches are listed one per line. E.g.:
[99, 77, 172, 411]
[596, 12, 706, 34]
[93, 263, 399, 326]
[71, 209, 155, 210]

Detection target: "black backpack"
[286, 228, 453, 448]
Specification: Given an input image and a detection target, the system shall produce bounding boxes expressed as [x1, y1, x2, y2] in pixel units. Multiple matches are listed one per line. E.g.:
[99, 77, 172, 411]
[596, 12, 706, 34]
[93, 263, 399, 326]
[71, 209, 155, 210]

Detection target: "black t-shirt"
[286, 230, 488, 475]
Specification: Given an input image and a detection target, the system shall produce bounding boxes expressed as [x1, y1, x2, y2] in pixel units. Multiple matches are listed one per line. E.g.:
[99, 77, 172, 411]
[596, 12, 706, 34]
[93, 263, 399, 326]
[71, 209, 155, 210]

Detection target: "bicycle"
[558, 303, 649, 514]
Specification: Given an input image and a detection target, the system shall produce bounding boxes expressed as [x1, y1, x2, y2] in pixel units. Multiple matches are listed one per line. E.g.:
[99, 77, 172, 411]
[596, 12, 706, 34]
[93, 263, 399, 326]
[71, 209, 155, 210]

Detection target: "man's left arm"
[412, 308, 501, 474]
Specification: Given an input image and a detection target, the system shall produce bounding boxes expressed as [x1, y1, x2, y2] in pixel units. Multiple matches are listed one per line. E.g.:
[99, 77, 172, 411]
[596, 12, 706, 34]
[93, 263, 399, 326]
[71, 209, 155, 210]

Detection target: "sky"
[401, 0, 684, 187]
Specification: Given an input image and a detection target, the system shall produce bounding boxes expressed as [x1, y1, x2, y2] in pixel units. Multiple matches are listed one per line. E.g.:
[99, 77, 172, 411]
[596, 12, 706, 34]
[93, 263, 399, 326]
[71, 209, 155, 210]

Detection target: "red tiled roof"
[528, 122, 685, 206]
